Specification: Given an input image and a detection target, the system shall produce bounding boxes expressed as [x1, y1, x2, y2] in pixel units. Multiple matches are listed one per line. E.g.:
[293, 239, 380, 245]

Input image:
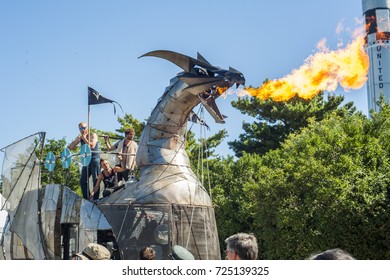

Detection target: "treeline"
[212, 94, 390, 259]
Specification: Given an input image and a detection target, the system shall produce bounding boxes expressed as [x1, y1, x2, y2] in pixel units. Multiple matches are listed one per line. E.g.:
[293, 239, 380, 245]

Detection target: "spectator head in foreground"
[309, 248, 355, 260]
[73, 243, 111, 260]
[168, 245, 195, 260]
[225, 233, 258, 260]
[139, 246, 157, 260]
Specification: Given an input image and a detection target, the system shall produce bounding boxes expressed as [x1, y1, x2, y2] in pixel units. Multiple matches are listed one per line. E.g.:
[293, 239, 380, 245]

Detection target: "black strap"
[81, 251, 94, 260]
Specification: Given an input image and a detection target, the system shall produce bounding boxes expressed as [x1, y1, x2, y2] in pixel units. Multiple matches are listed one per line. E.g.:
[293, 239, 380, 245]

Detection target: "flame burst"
[216, 87, 228, 94]
[244, 35, 369, 101]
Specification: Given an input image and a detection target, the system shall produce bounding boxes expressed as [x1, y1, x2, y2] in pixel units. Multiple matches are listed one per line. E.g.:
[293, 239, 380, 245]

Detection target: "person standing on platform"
[68, 122, 101, 199]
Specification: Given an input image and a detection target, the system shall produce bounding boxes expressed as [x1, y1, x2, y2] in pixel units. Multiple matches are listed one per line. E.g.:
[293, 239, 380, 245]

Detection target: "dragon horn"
[139, 50, 219, 73]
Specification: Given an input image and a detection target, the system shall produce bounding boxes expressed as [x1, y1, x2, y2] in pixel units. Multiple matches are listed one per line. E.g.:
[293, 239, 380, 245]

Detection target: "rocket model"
[363, 0, 390, 112]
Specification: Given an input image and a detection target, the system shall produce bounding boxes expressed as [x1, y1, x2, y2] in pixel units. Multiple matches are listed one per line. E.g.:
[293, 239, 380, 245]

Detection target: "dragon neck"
[136, 78, 200, 169]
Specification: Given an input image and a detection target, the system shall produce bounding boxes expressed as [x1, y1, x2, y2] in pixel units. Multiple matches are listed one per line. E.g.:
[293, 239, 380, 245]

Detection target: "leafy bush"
[214, 105, 390, 259]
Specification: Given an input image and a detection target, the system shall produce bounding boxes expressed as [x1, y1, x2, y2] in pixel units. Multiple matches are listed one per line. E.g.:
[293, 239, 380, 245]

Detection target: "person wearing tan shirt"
[105, 128, 137, 182]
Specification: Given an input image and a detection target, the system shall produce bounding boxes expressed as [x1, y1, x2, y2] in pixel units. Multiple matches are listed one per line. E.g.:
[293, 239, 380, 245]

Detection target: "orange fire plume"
[244, 35, 370, 102]
[216, 87, 228, 94]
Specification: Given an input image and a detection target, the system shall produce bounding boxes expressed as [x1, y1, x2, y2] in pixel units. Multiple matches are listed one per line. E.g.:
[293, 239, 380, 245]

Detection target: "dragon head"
[139, 50, 245, 124]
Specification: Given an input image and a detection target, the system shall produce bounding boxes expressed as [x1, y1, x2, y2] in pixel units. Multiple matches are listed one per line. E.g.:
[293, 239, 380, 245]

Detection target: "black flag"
[88, 86, 123, 115]
[188, 111, 210, 130]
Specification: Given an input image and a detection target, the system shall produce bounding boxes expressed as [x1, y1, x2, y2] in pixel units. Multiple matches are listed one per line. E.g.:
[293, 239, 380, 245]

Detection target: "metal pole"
[87, 86, 91, 196]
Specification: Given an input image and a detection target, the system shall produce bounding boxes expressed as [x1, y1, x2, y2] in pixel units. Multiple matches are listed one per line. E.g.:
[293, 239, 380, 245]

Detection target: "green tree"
[40, 138, 81, 195]
[116, 114, 145, 137]
[229, 92, 355, 157]
[187, 129, 228, 171]
[223, 105, 390, 259]
[209, 155, 257, 252]
[94, 113, 145, 151]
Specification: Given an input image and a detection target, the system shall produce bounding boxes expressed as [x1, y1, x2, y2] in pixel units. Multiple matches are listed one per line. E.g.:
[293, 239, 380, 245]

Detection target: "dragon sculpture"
[0, 50, 245, 260]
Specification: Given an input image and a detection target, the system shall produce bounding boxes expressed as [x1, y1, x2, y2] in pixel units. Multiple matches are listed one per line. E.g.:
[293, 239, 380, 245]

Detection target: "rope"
[198, 107, 210, 258]
[202, 122, 212, 200]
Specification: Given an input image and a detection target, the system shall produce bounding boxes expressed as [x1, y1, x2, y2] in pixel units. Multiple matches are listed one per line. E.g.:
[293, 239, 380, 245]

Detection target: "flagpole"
[88, 107, 91, 142]
[87, 96, 91, 146]
[87, 86, 91, 196]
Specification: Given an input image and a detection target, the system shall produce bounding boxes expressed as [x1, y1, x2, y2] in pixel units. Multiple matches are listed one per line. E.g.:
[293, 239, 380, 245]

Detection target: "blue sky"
[0, 0, 367, 162]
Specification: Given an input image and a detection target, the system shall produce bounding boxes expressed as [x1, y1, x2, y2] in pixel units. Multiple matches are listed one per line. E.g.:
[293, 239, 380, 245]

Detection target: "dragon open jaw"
[196, 69, 245, 124]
